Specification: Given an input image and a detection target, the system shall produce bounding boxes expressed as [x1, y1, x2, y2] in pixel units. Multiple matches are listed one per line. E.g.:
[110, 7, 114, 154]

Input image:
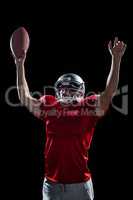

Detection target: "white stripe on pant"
[42, 177, 94, 200]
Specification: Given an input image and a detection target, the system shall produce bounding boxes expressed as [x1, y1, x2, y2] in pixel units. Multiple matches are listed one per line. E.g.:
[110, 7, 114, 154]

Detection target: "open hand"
[108, 37, 127, 59]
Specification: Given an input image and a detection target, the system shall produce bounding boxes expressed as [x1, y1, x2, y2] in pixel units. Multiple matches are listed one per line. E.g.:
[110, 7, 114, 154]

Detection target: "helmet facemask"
[57, 86, 84, 103]
[55, 73, 85, 104]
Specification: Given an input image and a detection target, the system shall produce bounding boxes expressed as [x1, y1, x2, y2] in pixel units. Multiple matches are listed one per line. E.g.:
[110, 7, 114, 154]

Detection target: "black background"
[1, 11, 130, 200]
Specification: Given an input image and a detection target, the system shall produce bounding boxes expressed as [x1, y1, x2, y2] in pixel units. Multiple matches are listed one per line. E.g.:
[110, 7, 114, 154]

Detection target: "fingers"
[114, 37, 118, 46]
[13, 53, 27, 66]
[124, 43, 127, 50]
[20, 50, 26, 60]
[122, 43, 127, 55]
[113, 37, 126, 49]
[13, 50, 26, 62]
[108, 37, 127, 57]
[108, 40, 112, 50]
[108, 37, 121, 49]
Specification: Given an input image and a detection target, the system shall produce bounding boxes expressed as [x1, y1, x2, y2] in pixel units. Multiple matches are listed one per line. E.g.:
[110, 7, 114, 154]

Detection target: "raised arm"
[14, 52, 42, 117]
[99, 37, 127, 114]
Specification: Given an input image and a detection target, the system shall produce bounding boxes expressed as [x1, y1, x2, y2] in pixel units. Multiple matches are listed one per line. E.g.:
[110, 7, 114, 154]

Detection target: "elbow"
[99, 91, 112, 115]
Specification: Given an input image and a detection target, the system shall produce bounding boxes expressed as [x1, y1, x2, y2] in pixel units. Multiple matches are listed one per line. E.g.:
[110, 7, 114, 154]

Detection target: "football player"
[13, 37, 126, 200]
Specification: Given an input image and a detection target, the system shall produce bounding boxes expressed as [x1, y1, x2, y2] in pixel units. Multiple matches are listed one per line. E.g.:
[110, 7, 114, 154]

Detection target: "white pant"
[42, 177, 94, 200]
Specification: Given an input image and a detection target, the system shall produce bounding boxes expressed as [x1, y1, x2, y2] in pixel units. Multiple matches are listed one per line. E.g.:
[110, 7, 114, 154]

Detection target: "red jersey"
[38, 95, 100, 183]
